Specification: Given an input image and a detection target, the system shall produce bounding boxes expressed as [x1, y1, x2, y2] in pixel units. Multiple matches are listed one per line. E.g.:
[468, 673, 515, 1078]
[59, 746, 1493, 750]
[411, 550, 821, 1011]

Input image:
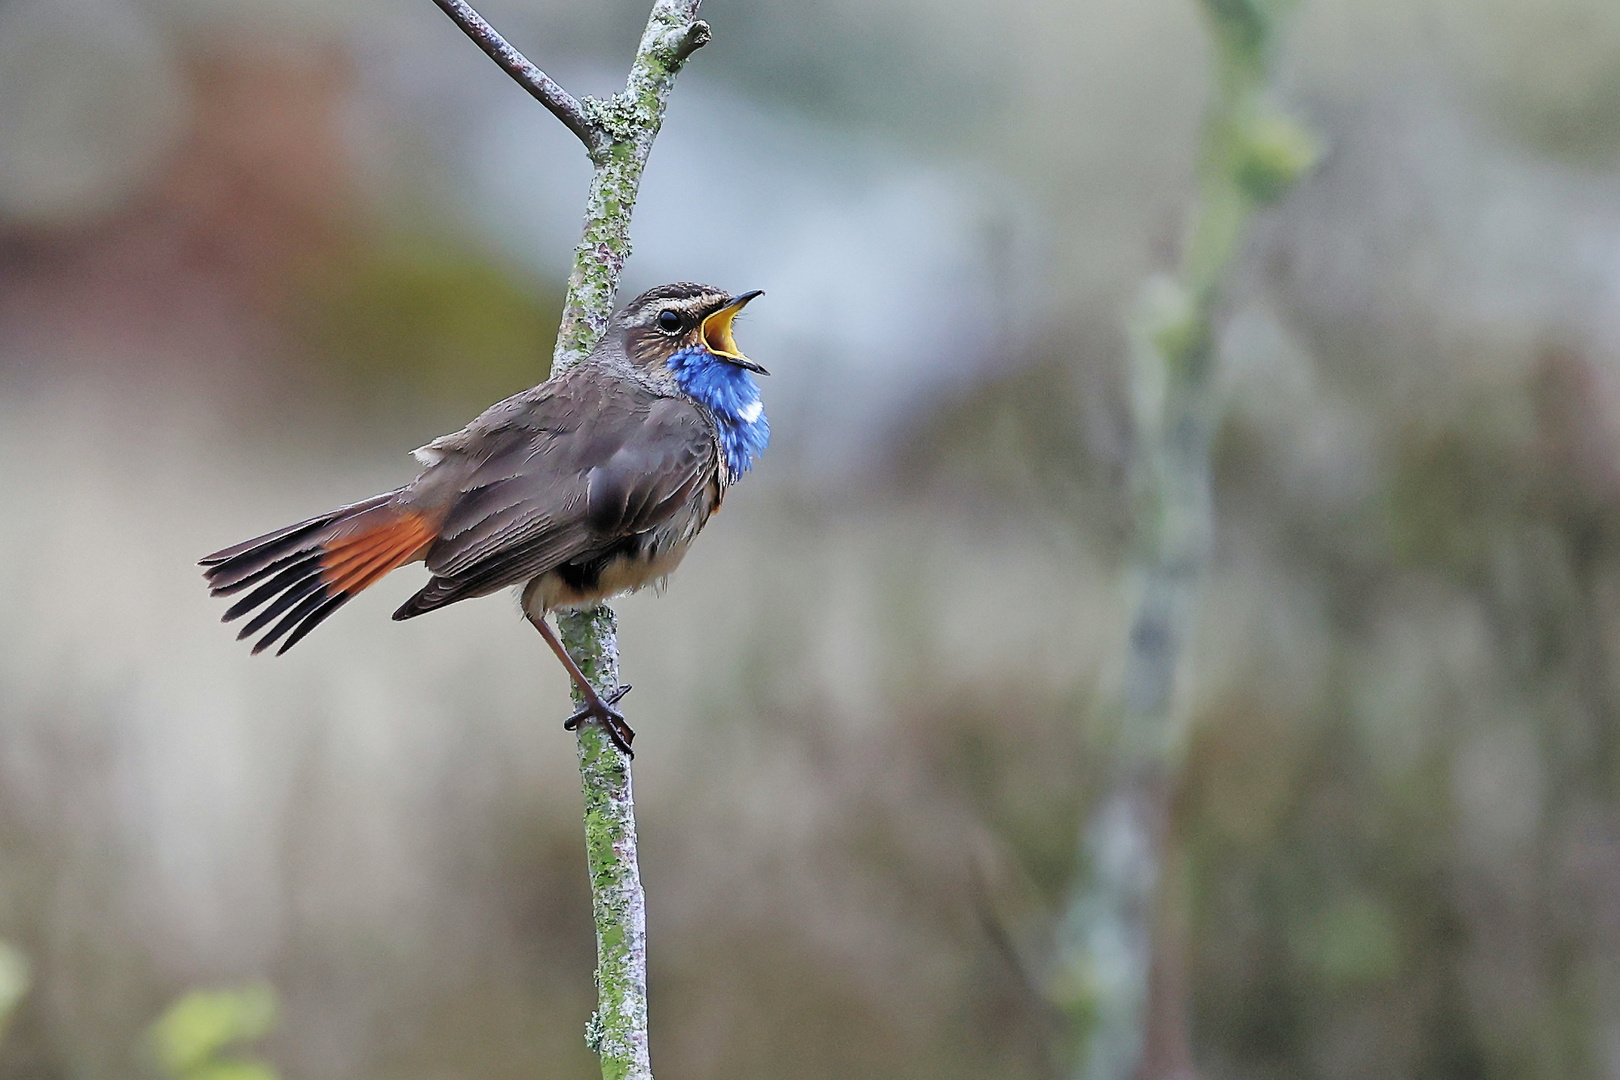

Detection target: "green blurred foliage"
[148, 985, 278, 1080]
[0, 943, 29, 1050]
[295, 237, 560, 415]
[1231, 109, 1322, 203]
[1291, 892, 1404, 988]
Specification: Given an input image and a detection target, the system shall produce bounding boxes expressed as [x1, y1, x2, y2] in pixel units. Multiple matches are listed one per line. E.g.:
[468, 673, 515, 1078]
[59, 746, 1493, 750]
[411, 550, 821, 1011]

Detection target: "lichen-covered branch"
[550, 2, 710, 368]
[553, 4, 708, 1075]
[559, 606, 649, 1079]
[429, 0, 602, 154]
[1058, 2, 1317, 1078]
[430, 3, 710, 1079]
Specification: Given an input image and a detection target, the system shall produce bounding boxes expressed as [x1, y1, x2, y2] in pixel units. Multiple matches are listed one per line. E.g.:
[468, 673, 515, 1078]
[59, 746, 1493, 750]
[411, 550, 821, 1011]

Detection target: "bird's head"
[611, 282, 771, 480]
[614, 283, 767, 376]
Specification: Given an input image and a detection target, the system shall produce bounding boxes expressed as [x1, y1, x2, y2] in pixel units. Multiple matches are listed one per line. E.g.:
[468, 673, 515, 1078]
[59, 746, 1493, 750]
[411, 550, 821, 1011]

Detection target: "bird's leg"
[527, 612, 636, 755]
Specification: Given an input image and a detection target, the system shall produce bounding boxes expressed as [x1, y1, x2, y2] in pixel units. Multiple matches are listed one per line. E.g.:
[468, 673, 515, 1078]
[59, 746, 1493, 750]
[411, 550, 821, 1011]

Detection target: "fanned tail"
[200, 492, 436, 655]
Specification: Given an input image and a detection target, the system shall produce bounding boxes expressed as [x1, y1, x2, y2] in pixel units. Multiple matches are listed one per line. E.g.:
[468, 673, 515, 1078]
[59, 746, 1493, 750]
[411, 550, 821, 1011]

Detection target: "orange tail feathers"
[200, 494, 437, 655]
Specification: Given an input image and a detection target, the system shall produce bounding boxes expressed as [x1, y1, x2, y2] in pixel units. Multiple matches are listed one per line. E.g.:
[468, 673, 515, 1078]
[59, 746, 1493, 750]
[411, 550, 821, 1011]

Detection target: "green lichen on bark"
[543, 4, 708, 1079]
[551, 2, 709, 371]
[561, 601, 647, 1080]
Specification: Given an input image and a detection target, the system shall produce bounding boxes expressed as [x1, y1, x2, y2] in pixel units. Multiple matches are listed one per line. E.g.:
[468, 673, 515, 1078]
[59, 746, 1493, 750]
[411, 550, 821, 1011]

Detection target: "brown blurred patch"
[0, 36, 357, 372]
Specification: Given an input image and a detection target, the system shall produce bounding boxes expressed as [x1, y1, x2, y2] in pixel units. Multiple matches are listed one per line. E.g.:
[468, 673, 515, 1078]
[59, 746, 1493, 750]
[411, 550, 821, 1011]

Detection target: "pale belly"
[520, 532, 698, 617]
[518, 477, 718, 617]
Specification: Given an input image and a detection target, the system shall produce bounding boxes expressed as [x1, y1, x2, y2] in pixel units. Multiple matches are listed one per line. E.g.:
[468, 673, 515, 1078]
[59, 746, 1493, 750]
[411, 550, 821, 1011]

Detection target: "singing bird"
[200, 283, 769, 754]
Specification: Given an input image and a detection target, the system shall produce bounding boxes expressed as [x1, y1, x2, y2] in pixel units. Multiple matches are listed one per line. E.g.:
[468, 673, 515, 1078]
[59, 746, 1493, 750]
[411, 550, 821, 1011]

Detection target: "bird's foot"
[563, 685, 635, 756]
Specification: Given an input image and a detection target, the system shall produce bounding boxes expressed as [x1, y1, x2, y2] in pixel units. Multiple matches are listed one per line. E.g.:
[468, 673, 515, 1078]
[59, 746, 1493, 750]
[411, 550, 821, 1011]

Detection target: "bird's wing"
[395, 370, 717, 616]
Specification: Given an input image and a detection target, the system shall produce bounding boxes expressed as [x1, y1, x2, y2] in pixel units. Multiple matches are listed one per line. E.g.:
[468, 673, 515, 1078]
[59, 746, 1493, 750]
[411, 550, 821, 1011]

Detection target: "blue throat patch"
[666, 344, 770, 479]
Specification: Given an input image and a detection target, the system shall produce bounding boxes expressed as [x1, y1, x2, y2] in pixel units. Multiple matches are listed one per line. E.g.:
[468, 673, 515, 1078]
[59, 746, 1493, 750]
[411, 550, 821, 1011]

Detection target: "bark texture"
[431, 3, 710, 1077]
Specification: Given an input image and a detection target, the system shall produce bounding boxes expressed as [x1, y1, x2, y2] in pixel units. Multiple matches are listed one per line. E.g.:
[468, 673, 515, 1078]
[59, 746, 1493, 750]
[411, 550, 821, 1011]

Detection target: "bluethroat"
[200, 283, 769, 754]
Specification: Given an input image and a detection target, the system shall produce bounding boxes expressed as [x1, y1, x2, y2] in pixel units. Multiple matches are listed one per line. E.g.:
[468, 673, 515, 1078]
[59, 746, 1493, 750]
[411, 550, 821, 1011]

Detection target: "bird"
[199, 283, 769, 756]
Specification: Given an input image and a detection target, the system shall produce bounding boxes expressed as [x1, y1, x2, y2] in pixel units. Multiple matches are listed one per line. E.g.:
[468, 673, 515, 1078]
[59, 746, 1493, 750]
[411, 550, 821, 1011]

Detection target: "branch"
[671, 19, 712, 63]
[430, 3, 710, 1079]
[428, 0, 603, 155]
[1056, 3, 1319, 1079]
[559, 606, 647, 1075]
[551, 0, 709, 368]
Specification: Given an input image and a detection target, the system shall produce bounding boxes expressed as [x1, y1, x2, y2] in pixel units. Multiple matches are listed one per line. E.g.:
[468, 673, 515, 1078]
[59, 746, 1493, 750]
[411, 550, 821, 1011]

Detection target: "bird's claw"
[563, 685, 635, 756]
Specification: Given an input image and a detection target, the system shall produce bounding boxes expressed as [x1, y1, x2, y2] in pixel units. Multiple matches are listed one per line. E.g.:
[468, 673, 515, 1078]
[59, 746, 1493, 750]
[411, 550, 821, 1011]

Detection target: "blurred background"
[3, 0, 1620, 1077]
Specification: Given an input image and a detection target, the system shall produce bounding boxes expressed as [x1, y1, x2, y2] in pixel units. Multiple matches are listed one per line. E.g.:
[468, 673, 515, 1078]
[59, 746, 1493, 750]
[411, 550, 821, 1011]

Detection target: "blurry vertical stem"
[1060, 2, 1317, 1078]
[429, 3, 711, 1078]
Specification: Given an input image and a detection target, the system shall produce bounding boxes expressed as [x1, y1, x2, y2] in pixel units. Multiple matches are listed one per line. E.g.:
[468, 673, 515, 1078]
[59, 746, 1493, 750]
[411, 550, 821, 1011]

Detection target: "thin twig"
[428, 2, 710, 1078]
[671, 19, 712, 63]
[428, 0, 603, 155]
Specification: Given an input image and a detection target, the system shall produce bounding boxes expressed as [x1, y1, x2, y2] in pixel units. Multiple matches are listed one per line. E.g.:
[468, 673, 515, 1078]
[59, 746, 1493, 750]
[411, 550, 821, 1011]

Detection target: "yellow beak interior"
[701, 300, 750, 361]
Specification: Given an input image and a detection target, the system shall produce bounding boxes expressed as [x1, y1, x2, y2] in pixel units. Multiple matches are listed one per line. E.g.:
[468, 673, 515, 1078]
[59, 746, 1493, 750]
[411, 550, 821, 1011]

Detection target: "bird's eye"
[657, 310, 683, 333]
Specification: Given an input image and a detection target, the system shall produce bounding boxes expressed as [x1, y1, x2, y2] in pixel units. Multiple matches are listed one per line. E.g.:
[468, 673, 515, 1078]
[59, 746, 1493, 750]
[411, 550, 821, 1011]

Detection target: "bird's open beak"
[701, 290, 767, 374]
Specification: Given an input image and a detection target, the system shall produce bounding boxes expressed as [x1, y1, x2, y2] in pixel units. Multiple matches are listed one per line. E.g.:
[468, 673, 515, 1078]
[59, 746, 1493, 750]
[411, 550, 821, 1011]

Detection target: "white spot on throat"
[736, 399, 763, 423]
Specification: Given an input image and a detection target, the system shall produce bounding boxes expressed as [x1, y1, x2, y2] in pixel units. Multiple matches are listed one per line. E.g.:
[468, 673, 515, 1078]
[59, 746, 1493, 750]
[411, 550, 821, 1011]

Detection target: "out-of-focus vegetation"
[3, 0, 1620, 1078]
[295, 237, 559, 415]
[0, 944, 30, 1051]
[149, 985, 279, 1080]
